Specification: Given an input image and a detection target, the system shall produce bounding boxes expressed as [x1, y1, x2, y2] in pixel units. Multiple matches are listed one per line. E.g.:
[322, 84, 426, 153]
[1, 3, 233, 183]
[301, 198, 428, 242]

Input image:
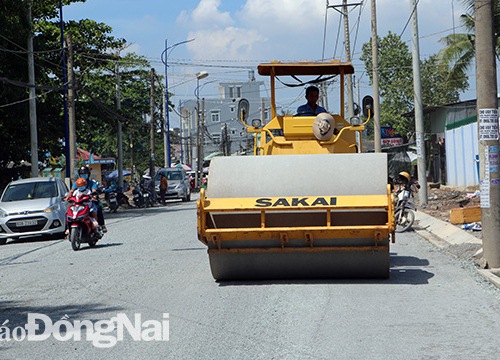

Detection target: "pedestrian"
[159, 173, 168, 205]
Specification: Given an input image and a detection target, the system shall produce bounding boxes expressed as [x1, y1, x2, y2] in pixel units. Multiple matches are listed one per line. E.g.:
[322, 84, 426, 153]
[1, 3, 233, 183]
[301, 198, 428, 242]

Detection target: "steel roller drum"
[204, 153, 390, 280]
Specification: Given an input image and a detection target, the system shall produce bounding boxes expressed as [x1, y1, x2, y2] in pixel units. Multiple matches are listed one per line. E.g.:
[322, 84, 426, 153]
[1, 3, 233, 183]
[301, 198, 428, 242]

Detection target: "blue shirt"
[72, 179, 98, 191]
[296, 103, 327, 115]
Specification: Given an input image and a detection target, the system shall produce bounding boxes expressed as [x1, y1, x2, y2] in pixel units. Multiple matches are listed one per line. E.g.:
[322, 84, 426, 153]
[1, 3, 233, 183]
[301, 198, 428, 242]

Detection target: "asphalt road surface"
[1, 196, 500, 359]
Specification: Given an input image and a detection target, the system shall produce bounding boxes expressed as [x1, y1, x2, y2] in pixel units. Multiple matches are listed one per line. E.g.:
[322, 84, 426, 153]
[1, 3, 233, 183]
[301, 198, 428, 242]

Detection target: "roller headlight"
[252, 119, 262, 128]
[350, 116, 361, 126]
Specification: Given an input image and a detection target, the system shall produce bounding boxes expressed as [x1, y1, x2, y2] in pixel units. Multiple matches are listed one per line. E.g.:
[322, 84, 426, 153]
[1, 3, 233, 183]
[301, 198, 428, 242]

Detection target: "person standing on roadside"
[159, 173, 168, 205]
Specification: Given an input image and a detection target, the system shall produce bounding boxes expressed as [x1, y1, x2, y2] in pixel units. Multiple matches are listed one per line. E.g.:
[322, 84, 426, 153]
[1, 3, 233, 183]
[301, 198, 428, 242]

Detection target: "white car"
[0, 177, 69, 245]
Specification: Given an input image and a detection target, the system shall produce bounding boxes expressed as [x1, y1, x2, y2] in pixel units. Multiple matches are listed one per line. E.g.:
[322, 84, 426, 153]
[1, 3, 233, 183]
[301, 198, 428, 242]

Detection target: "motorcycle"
[104, 188, 119, 213]
[103, 180, 130, 212]
[132, 184, 153, 208]
[66, 194, 102, 251]
[132, 184, 143, 207]
[116, 187, 131, 208]
[141, 185, 153, 207]
[394, 186, 417, 233]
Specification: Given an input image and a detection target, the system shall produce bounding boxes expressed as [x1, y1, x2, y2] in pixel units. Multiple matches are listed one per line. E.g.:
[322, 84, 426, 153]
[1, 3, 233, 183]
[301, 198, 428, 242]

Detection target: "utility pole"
[163, 92, 168, 167]
[129, 134, 134, 180]
[261, 98, 266, 124]
[115, 54, 123, 188]
[221, 123, 230, 156]
[371, 0, 381, 153]
[195, 103, 201, 188]
[199, 97, 206, 188]
[343, 0, 355, 120]
[66, 32, 77, 179]
[410, 0, 428, 205]
[195, 71, 209, 187]
[187, 109, 192, 165]
[59, 0, 71, 183]
[161, 39, 194, 168]
[322, 82, 329, 112]
[475, 0, 500, 268]
[27, 0, 38, 177]
[149, 68, 156, 179]
[179, 100, 184, 164]
[326, 1, 360, 116]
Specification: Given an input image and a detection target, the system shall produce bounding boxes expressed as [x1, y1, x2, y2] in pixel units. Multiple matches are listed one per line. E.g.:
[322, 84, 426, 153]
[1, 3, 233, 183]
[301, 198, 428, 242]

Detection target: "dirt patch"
[416, 185, 483, 240]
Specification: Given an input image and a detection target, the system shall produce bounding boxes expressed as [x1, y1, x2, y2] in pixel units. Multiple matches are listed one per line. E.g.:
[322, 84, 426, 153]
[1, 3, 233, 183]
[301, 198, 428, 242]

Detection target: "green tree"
[360, 32, 413, 135]
[361, 32, 469, 137]
[0, 0, 35, 168]
[77, 53, 164, 174]
[0, 0, 164, 179]
[438, 0, 500, 80]
[0, 0, 125, 167]
[421, 54, 468, 106]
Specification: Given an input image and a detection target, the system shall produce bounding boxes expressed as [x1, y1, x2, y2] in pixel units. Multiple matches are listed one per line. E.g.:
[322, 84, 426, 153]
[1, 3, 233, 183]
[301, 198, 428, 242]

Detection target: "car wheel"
[0, 238, 7, 246]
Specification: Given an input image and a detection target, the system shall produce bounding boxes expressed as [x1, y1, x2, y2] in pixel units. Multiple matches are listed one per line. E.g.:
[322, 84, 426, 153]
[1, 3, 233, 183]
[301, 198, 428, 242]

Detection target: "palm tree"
[439, 0, 500, 79]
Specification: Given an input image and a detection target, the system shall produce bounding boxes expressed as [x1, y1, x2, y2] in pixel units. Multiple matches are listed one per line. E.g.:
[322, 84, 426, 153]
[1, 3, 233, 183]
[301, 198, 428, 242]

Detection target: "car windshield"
[156, 171, 183, 181]
[167, 172, 183, 180]
[1, 182, 58, 202]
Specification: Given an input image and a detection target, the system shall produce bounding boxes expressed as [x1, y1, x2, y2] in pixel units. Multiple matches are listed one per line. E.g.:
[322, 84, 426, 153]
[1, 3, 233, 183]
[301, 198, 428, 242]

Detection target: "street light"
[161, 38, 194, 168]
[195, 71, 209, 188]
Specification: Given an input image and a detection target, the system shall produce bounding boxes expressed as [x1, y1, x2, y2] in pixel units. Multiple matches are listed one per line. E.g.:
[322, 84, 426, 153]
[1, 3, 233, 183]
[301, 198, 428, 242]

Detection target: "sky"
[63, 0, 473, 127]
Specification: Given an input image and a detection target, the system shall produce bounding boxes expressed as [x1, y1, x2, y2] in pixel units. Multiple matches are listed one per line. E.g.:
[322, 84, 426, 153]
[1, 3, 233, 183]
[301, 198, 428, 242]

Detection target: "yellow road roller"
[197, 60, 395, 280]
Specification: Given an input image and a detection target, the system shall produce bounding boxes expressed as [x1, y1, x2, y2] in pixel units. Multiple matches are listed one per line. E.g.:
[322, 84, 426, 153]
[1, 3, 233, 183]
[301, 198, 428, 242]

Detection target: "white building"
[179, 71, 270, 166]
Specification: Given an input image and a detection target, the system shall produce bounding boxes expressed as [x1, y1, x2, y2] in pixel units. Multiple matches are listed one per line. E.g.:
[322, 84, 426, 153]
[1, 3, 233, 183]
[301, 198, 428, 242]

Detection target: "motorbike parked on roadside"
[132, 183, 153, 208]
[141, 184, 154, 207]
[66, 194, 102, 251]
[391, 172, 420, 233]
[103, 180, 130, 212]
[132, 184, 143, 208]
[104, 187, 119, 213]
[394, 186, 417, 233]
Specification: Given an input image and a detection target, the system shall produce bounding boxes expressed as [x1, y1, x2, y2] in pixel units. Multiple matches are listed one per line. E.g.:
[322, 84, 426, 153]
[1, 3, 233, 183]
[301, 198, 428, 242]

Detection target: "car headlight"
[45, 204, 59, 213]
[0, 208, 7, 218]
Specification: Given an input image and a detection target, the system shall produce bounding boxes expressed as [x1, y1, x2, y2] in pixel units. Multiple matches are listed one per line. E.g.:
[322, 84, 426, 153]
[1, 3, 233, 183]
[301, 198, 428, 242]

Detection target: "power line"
[0, 87, 59, 109]
[351, 1, 367, 57]
[400, 0, 420, 38]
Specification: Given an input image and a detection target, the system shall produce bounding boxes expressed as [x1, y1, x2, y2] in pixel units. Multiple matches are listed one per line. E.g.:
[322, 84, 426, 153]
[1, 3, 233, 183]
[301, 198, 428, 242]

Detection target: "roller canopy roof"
[257, 61, 354, 76]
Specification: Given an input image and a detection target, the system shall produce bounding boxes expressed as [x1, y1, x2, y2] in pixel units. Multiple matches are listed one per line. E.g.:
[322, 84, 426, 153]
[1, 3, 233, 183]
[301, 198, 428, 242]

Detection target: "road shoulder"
[414, 210, 500, 289]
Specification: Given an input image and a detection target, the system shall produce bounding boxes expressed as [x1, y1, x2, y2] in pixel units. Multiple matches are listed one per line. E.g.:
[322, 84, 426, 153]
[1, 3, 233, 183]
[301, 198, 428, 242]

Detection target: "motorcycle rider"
[67, 166, 107, 233]
[395, 171, 420, 194]
[72, 178, 99, 231]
